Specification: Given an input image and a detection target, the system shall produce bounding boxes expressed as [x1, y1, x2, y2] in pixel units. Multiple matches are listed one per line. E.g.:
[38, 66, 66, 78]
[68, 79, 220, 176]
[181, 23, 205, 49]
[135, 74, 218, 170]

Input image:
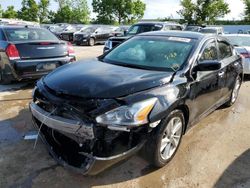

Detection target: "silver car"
[224, 34, 250, 74]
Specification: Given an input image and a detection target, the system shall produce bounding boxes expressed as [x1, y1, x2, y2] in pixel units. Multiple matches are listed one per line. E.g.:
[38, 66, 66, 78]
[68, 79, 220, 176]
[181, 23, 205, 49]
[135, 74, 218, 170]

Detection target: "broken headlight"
[96, 98, 157, 126]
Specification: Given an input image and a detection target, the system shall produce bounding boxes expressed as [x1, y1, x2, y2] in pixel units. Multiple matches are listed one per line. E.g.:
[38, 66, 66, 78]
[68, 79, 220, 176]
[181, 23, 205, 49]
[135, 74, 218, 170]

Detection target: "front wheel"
[147, 110, 184, 167]
[224, 75, 241, 107]
[88, 38, 95, 46]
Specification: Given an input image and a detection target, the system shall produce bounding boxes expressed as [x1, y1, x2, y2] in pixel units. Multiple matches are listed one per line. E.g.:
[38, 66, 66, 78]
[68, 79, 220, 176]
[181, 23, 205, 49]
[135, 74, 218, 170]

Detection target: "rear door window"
[218, 41, 232, 59]
[200, 41, 218, 62]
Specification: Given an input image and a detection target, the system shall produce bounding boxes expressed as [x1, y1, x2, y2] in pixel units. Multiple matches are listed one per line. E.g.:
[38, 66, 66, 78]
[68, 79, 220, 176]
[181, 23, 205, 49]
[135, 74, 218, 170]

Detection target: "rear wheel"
[224, 75, 241, 107]
[147, 110, 184, 167]
[0, 70, 12, 85]
[88, 38, 95, 46]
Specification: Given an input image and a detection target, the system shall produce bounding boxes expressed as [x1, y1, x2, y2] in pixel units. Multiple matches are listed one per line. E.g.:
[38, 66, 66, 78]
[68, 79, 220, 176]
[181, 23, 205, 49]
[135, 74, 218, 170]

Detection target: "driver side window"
[200, 41, 218, 62]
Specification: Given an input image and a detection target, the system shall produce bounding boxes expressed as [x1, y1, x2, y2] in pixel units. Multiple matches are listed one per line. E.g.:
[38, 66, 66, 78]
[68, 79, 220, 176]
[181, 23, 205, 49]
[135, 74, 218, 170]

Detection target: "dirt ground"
[0, 45, 250, 188]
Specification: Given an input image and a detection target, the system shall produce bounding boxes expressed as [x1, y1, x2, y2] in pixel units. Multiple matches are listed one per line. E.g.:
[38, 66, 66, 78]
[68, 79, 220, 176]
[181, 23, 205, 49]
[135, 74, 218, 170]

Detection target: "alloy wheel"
[160, 116, 183, 160]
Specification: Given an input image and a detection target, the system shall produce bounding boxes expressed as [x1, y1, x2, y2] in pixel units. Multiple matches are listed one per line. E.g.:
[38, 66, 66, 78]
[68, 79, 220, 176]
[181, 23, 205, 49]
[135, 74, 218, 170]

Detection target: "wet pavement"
[0, 45, 250, 188]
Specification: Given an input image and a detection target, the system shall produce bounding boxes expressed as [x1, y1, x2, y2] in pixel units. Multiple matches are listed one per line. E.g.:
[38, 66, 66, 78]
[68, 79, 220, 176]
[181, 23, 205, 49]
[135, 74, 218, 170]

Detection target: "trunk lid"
[14, 41, 68, 59]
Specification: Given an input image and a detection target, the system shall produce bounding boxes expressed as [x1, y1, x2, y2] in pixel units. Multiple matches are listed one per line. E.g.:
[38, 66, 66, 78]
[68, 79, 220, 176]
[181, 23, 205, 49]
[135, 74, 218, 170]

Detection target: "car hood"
[43, 60, 173, 99]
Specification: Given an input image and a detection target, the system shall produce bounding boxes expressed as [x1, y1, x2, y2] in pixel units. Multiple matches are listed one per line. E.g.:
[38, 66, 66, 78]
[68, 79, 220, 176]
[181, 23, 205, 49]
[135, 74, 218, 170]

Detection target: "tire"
[146, 109, 184, 167]
[0, 70, 12, 85]
[88, 38, 95, 46]
[224, 75, 241, 107]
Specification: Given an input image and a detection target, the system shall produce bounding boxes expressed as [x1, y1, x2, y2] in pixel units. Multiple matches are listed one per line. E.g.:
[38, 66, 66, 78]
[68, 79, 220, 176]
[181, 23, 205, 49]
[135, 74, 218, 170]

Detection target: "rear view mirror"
[195, 60, 221, 71]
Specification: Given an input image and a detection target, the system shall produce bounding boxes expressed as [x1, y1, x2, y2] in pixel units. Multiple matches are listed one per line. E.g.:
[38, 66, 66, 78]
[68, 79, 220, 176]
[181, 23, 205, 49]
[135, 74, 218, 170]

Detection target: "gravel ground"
[0, 45, 249, 188]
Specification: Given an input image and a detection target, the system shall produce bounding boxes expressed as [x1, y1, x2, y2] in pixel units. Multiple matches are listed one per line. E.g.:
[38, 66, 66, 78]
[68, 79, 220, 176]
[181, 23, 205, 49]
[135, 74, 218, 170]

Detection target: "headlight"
[96, 98, 157, 126]
[104, 40, 111, 49]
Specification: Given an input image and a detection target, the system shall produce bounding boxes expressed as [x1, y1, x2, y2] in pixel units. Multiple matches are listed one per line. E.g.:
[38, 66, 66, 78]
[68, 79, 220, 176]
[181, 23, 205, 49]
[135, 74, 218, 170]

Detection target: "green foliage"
[53, 5, 73, 23]
[2, 6, 17, 19]
[18, 0, 39, 22]
[178, 0, 230, 24]
[243, 0, 250, 22]
[177, 0, 196, 24]
[0, 5, 3, 18]
[38, 0, 50, 23]
[53, 0, 90, 23]
[92, 0, 146, 24]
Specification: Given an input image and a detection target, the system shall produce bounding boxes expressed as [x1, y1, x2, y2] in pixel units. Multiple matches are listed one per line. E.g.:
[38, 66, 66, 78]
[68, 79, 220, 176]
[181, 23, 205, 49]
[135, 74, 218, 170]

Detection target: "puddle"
[0, 120, 23, 143]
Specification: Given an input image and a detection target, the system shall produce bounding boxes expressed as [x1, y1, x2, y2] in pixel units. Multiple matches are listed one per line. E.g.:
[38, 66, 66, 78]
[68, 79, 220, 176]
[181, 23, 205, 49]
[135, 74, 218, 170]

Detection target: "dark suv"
[103, 22, 183, 53]
[0, 26, 76, 84]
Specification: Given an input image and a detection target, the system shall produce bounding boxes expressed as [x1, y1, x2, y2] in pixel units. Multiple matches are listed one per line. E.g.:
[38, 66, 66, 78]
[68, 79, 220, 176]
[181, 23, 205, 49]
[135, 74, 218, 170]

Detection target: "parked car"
[0, 26, 76, 84]
[200, 27, 224, 35]
[112, 25, 130, 37]
[224, 34, 250, 74]
[30, 31, 243, 175]
[184, 25, 205, 32]
[47, 25, 65, 38]
[73, 26, 115, 46]
[103, 22, 183, 53]
[60, 25, 87, 42]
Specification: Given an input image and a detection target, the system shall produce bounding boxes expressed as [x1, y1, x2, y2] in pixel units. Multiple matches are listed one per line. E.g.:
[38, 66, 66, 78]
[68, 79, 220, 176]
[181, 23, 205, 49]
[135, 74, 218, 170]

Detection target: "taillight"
[240, 53, 250, 59]
[67, 42, 75, 56]
[6, 44, 20, 60]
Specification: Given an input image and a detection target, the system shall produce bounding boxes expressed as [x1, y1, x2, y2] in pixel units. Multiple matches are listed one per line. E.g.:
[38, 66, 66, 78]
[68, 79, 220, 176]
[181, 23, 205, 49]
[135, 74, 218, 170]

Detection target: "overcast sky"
[0, 0, 245, 20]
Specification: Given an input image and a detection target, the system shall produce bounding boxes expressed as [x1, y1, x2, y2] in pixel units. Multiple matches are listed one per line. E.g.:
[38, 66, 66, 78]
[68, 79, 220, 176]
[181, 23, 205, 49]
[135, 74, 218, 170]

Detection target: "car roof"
[0, 25, 40, 29]
[138, 31, 207, 40]
[223, 34, 250, 37]
[201, 27, 223, 30]
[136, 22, 181, 26]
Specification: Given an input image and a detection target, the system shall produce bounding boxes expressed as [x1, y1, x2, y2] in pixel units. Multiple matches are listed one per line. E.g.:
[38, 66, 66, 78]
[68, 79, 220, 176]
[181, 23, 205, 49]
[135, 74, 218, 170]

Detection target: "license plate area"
[36, 63, 57, 71]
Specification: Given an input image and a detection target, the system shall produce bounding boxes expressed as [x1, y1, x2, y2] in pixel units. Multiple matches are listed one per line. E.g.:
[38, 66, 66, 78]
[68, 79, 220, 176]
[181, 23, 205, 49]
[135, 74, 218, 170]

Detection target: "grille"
[33, 87, 99, 121]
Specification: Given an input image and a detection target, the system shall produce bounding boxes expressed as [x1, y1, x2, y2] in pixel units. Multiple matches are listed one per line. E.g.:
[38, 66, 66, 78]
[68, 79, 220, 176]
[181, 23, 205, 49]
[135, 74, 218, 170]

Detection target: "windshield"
[49, 26, 64, 33]
[126, 24, 163, 36]
[200, 29, 217, 34]
[185, 26, 201, 32]
[104, 36, 194, 71]
[225, 35, 250, 47]
[4, 28, 59, 41]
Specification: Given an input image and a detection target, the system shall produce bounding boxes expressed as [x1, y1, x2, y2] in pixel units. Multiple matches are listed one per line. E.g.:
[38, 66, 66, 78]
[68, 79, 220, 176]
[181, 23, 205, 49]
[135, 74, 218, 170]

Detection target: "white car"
[200, 27, 224, 35]
[224, 34, 250, 74]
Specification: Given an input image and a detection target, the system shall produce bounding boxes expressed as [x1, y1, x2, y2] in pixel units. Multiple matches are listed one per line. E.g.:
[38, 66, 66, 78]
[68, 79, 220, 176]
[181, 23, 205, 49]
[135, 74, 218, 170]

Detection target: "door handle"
[218, 71, 225, 77]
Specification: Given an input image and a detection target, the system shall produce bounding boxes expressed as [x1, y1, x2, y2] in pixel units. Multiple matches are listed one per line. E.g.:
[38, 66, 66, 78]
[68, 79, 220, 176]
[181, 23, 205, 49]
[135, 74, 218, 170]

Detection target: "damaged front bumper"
[30, 102, 146, 175]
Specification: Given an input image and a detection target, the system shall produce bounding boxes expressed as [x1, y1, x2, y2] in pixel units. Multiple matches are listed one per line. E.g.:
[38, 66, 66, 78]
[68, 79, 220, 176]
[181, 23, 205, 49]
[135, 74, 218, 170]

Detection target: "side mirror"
[195, 60, 221, 71]
[124, 30, 127, 35]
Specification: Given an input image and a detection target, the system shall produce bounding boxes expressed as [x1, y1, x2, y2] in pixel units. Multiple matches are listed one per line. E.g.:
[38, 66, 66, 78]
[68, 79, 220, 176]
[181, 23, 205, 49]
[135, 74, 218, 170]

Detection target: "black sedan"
[73, 26, 114, 46]
[30, 31, 243, 175]
[0, 26, 76, 84]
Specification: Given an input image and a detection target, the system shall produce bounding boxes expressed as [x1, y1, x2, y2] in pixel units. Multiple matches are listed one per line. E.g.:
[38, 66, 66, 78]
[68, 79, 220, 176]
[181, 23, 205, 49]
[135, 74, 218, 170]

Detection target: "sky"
[0, 0, 245, 20]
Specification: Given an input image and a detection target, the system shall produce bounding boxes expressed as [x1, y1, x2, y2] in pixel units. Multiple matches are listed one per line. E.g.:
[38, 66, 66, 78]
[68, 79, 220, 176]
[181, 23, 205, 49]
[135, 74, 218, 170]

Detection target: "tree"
[243, 0, 250, 22]
[71, 0, 90, 23]
[177, 0, 196, 24]
[54, 0, 71, 9]
[92, 0, 146, 24]
[18, 0, 39, 22]
[0, 5, 4, 18]
[53, 0, 90, 23]
[2, 6, 18, 19]
[53, 5, 73, 23]
[38, 0, 50, 23]
[178, 0, 230, 24]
